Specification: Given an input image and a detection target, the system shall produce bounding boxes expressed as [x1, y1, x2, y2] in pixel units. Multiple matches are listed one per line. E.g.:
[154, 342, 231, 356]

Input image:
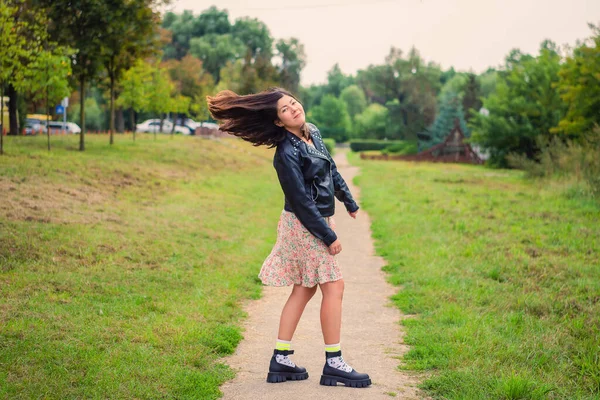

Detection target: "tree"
[163, 54, 215, 124]
[43, 0, 109, 151]
[0, 1, 27, 153]
[340, 85, 367, 121]
[462, 73, 482, 122]
[356, 46, 441, 140]
[326, 64, 353, 97]
[116, 59, 152, 139]
[470, 41, 565, 166]
[146, 66, 174, 138]
[354, 103, 389, 139]
[276, 38, 306, 93]
[422, 91, 469, 149]
[308, 95, 352, 142]
[552, 24, 600, 137]
[100, 0, 160, 145]
[189, 33, 243, 82]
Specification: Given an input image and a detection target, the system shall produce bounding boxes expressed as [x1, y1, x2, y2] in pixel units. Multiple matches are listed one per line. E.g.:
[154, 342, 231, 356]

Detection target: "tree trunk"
[109, 73, 115, 145]
[131, 108, 136, 142]
[46, 75, 50, 151]
[116, 107, 124, 133]
[79, 75, 86, 151]
[8, 84, 18, 136]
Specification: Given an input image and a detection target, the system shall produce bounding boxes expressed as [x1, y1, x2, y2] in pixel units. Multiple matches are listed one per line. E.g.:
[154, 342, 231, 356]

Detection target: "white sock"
[327, 355, 352, 373]
[275, 354, 296, 367]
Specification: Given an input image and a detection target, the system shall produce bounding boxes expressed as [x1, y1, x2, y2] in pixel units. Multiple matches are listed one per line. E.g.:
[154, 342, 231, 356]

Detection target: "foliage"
[326, 64, 354, 97]
[275, 38, 306, 94]
[307, 95, 351, 142]
[507, 125, 600, 198]
[349, 139, 411, 152]
[354, 103, 389, 139]
[356, 47, 441, 140]
[117, 59, 153, 114]
[552, 24, 600, 137]
[469, 41, 566, 167]
[422, 91, 469, 149]
[380, 141, 418, 155]
[353, 153, 600, 399]
[71, 97, 105, 132]
[339, 85, 367, 121]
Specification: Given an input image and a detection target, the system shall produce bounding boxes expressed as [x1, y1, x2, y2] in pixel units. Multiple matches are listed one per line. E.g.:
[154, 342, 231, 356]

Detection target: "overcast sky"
[165, 0, 600, 86]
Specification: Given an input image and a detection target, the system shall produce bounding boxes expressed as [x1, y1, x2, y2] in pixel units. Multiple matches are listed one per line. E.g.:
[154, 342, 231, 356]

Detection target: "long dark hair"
[207, 87, 306, 148]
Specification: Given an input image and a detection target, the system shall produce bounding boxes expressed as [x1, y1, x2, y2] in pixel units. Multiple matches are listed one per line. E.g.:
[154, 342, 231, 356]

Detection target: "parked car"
[24, 118, 45, 135]
[46, 121, 81, 134]
[136, 119, 189, 134]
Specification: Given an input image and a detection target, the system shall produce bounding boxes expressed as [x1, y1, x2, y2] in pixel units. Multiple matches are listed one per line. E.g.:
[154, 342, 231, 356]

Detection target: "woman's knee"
[320, 279, 344, 299]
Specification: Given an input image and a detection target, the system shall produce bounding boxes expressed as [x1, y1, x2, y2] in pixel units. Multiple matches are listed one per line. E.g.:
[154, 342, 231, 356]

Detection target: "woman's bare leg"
[319, 279, 344, 344]
[277, 284, 318, 341]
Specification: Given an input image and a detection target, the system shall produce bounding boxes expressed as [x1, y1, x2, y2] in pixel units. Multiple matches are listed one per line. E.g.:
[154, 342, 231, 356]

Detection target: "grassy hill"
[0, 134, 281, 399]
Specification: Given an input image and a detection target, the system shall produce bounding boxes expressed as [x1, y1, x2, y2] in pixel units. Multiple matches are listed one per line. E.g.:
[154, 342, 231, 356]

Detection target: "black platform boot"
[266, 349, 309, 383]
[319, 350, 371, 388]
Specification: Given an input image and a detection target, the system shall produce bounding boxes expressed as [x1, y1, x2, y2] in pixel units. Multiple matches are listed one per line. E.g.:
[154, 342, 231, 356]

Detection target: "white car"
[47, 121, 81, 134]
[136, 119, 189, 134]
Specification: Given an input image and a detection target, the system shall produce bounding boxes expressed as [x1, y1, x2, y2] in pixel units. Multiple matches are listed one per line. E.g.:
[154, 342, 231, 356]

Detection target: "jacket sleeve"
[313, 132, 359, 213]
[329, 154, 359, 213]
[274, 150, 338, 247]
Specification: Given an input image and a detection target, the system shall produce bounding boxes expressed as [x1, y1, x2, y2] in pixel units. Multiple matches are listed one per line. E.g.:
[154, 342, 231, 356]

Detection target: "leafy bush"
[381, 141, 419, 155]
[350, 139, 414, 152]
[322, 138, 336, 155]
[507, 126, 600, 198]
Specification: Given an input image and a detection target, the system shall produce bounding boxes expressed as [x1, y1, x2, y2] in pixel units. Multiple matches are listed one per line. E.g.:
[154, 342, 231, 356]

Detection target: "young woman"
[207, 87, 371, 388]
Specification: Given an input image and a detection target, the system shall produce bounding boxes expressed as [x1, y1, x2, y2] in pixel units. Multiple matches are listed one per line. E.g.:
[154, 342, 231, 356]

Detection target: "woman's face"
[275, 95, 305, 130]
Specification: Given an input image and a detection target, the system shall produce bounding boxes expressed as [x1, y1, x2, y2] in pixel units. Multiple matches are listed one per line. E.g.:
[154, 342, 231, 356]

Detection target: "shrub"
[350, 139, 404, 152]
[507, 126, 600, 198]
[381, 141, 419, 155]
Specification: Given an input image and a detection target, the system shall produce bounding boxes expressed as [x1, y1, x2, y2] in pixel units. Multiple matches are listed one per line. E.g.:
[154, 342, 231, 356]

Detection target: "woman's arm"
[274, 150, 338, 247]
[308, 126, 359, 213]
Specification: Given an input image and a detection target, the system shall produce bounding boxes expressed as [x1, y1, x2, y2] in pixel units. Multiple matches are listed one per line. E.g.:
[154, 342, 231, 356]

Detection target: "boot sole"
[320, 374, 372, 388]
[266, 372, 309, 383]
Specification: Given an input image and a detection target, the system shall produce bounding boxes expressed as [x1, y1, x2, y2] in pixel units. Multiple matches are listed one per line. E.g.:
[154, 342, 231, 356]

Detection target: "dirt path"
[220, 149, 425, 399]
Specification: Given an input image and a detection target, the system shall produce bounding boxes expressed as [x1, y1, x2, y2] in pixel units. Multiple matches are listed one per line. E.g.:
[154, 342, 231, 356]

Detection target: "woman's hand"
[328, 239, 342, 255]
[348, 210, 358, 219]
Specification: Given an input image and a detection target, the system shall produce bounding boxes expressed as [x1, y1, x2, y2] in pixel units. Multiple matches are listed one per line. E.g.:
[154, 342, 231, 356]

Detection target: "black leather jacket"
[273, 123, 359, 247]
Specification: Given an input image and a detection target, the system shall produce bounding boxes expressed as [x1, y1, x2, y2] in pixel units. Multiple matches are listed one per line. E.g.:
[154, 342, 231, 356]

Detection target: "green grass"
[349, 152, 600, 399]
[0, 134, 282, 399]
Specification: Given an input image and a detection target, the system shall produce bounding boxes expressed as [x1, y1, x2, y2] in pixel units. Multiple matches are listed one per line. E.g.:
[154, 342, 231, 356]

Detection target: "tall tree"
[100, 0, 160, 145]
[43, 0, 109, 151]
[552, 24, 600, 137]
[422, 91, 469, 149]
[357, 46, 441, 140]
[470, 41, 565, 166]
[116, 59, 153, 139]
[462, 73, 482, 122]
[340, 85, 367, 121]
[276, 38, 306, 93]
[308, 95, 352, 142]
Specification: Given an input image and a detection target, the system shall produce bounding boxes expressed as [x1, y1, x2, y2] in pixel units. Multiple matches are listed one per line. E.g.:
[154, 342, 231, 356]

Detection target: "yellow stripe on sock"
[276, 341, 291, 351]
[325, 344, 341, 352]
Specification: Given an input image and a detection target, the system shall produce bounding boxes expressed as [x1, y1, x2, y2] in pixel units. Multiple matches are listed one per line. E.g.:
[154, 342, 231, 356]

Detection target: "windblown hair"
[207, 87, 308, 148]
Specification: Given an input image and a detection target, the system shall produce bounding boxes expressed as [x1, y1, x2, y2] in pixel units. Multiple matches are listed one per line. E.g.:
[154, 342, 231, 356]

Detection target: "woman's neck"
[287, 124, 307, 139]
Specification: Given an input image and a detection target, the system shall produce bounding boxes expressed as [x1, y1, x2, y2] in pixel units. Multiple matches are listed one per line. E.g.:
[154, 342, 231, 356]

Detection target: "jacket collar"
[285, 130, 330, 162]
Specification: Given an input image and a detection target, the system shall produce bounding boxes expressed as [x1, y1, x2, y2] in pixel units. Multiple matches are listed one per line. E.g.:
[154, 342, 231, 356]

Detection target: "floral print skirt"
[259, 210, 342, 287]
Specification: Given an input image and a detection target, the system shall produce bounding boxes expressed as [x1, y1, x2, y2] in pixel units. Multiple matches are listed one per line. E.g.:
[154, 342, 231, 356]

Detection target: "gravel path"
[220, 149, 426, 399]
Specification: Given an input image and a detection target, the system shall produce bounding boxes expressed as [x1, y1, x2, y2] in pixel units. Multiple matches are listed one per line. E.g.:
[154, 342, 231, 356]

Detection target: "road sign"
[61, 97, 69, 108]
[55, 105, 65, 114]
